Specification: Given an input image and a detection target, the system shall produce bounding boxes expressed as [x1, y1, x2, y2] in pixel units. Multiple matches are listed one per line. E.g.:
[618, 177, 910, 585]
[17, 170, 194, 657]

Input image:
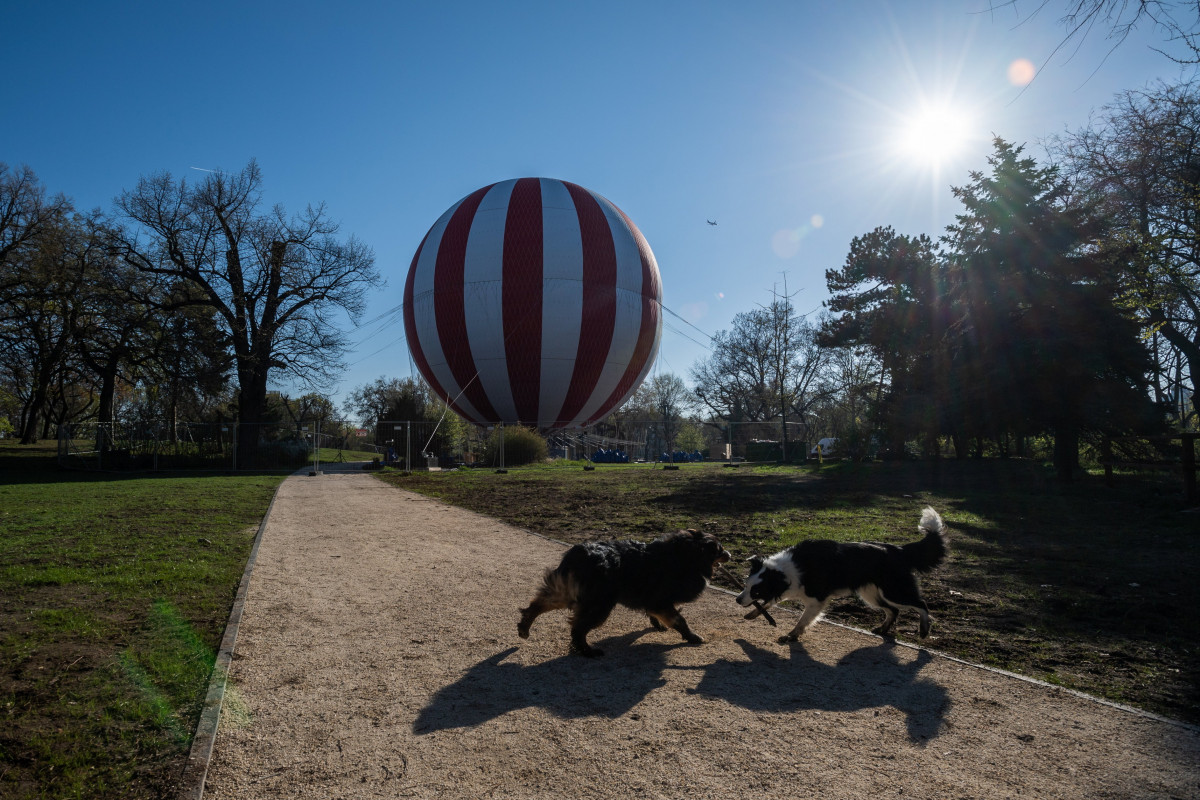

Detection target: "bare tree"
[274, 391, 336, 435]
[692, 307, 776, 424]
[600, 380, 656, 445]
[1049, 80, 1200, 426]
[66, 213, 169, 430]
[0, 165, 75, 440]
[115, 160, 380, 464]
[343, 376, 429, 425]
[135, 282, 233, 430]
[806, 345, 885, 457]
[645, 373, 691, 454]
[692, 300, 829, 432]
[992, 1, 1200, 63]
[0, 164, 69, 279]
[0, 209, 91, 443]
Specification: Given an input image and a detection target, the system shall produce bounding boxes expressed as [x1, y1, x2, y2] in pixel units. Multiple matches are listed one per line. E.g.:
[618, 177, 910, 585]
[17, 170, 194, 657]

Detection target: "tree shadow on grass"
[412, 631, 674, 734]
[686, 638, 948, 744]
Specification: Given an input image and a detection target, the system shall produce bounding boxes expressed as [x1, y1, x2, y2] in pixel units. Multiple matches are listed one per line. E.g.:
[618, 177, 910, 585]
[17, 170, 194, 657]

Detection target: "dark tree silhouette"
[116, 160, 380, 465]
[824, 139, 1160, 477]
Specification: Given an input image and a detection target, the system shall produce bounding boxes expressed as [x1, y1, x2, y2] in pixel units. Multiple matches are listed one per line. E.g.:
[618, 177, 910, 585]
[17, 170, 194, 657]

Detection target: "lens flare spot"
[772, 228, 801, 259]
[679, 301, 709, 322]
[1008, 58, 1036, 86]
[772, 219, 822, 258]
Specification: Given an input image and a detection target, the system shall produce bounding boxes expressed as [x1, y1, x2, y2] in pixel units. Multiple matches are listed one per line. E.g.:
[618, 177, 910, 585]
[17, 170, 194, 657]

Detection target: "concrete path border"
[176, 476, 282, 800]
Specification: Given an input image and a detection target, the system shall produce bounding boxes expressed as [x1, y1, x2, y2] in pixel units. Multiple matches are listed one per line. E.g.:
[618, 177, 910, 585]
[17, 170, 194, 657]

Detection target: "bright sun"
[898, 104, 972, 168]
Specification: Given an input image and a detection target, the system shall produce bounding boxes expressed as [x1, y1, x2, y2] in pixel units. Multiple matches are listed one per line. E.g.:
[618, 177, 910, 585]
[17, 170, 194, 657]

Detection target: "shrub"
[481, 425, 547, 467]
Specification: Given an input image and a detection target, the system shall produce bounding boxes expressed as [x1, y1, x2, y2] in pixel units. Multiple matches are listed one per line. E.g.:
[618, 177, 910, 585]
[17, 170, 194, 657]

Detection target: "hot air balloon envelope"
[403, 178, 662, 429]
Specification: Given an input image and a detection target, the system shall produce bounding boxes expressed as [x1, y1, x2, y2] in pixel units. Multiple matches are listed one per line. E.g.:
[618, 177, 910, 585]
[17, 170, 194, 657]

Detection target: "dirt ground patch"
[201, 470, 1198, 799]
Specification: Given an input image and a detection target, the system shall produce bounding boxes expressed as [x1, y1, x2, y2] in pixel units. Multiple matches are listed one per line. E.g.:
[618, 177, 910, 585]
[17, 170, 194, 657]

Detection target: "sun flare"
[898, 104, 973, 168]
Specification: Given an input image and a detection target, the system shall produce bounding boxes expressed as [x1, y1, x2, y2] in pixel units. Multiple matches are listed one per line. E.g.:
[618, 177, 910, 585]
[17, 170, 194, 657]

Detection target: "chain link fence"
[55, 418, 819, 471]
[707, 421, 813, 463]
[54, 419, 483, 472]
[56, 421, 396, 471]
[58, 422, 298, 471]
[373, 419, 473, 469]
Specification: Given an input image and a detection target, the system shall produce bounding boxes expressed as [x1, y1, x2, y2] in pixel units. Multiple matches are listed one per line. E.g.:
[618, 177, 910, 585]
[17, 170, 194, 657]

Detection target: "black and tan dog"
[518, 529, 731, 657]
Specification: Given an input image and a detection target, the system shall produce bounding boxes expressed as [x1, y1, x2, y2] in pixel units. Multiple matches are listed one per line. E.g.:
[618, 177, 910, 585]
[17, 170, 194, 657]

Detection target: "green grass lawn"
[0, 442, 285, 799]
[313, 446, 380, 463]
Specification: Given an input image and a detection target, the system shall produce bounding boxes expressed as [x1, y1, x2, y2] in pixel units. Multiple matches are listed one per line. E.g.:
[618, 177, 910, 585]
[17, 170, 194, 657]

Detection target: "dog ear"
[748, 554, 764, 570]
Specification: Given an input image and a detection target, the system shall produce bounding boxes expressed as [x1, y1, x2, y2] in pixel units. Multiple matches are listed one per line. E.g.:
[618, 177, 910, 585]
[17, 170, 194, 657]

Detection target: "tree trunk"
[96, 359, 118, 425]
[19, 385, 48, 444]
[236, 368, 270, 468]
[94, 355, 120, 452]
[1147, 314, 1198, 419]
[18, 407, 40, 444]
[1054, 424, 1079, 482]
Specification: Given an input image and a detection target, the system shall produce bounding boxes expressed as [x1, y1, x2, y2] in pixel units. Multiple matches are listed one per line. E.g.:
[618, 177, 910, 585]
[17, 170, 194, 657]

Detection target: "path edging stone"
[176, 474, 287, 799]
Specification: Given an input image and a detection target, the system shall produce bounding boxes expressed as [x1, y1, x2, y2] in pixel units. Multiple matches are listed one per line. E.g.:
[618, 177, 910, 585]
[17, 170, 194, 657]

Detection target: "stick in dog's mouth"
[716, 564, 776, 627]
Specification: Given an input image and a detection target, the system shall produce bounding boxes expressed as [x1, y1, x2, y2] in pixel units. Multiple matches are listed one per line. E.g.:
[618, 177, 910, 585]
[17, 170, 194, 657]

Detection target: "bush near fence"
[480, 425, 547, 467]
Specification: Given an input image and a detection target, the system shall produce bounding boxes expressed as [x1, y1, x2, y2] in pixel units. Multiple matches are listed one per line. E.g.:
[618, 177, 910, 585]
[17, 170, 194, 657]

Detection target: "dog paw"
[570, 642, 604, 657]
[517, 626, 530, 639]
[684, 634, 704, 645]
[777, 634, 798, 644]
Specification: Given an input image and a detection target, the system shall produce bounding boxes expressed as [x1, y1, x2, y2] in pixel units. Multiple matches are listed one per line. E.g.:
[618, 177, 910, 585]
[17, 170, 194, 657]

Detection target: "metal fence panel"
[57, 421, 310, 471]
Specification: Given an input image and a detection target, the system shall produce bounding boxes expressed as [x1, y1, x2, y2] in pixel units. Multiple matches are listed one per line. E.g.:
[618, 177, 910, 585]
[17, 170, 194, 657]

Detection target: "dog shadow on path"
[687, 638, 949, 743]
[413, 632, 674, 734]
[413, 634, 947, 741]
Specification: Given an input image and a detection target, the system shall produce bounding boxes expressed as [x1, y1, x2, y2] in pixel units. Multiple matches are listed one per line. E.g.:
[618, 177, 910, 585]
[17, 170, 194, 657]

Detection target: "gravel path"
[198, 469, 1199, 799]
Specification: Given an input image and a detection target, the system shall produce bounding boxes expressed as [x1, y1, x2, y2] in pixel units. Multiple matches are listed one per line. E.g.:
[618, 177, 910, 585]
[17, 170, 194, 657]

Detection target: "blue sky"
[3, 1, 1193, 411]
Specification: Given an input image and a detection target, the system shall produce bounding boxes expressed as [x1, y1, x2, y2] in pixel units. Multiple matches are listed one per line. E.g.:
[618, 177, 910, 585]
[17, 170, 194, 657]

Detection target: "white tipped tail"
[904, 507, 948, 573]
[919, 506, 945, 535]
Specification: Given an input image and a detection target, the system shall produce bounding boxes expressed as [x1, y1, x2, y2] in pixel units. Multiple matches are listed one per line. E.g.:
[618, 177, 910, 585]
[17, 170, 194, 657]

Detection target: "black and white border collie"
[518, 529, 732, 657]
[737, 507, 948, 643]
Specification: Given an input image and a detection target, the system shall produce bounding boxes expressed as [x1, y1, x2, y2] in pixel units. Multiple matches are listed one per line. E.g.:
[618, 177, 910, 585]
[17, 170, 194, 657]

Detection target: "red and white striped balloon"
[402, 178, 663, 429]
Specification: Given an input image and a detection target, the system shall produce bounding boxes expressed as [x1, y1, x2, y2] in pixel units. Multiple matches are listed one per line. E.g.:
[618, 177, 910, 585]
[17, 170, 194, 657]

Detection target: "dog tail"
[518, 566, 581, 640]
[535, 566, 580, 608]
[903, 507, 948, 573]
